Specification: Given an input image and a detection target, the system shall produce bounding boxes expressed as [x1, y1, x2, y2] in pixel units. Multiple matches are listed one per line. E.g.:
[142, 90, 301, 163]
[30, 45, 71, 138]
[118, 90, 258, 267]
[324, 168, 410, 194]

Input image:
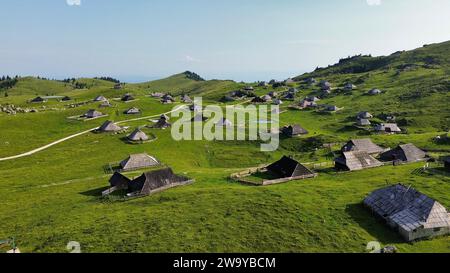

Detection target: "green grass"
[0, 41, 449, 253]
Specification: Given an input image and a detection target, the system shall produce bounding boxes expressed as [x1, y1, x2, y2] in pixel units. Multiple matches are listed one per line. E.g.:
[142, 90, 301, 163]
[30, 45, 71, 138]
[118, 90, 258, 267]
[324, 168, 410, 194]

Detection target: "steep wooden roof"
[364, 184, 450, 233]
[380, 143, 427, 162]
[335, 151, 383, 171]
[267, 156, 314, 178]
[120, 153, 159, 171]
[342, 139, 385, 155]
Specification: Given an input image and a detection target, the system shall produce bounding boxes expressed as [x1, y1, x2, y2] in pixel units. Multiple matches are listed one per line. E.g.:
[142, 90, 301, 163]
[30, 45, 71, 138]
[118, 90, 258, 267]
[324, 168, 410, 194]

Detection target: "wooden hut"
[84, 109, 104, 119]
[121, 94, 135, 102]
[98, 120, 122, 132]
[281, 124, 308, 137]
[380, 144, 427, 163]
[267, 156, 315, 179]
[127, 128, 149, 142]
[181, 95, 193, 103]
[334, 151, 383, 171]
[152, 117, 171, 129]
[341, 139, 385, 155]
[93, 95, 108, 102]
[120, 153, 159, 171]
[30, 96, 46, 103]
[364, 184, 450, 242]
[124, 107, 141, 115]
[127, 168, 192, 196]
[368, 88, 382, 95]
[357, 111, 373, 119]
[356, 119, 371, 126]
[374, 123, 401, 134]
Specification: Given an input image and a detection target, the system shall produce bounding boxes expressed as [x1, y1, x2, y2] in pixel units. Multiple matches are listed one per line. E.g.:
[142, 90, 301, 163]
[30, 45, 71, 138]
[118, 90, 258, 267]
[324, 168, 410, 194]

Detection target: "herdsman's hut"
[152, 116, 171, 129]
[30, 96, 45, 103]
[380, 144, 427, 163]
[319, 80, 331, 90]
[334, 151, 383, 171]
[357, 119, 371, 126]
[84, 109, 104, 119]
[109, 172, 131, 189]
[191, 113, 208, 122]
[281, 124, 308, 137]
[127, 168, 192, 196]
[120, 153, 159, 171]
[364, 184, 450, 242]
[98, 120, 122, 132]
[251, 97, 266, 104]
[267, 156, 315, 179]
[262, 95, 272, 102]
[121, 94, 135, 102]
[273, 99, 283, 105]
[99, 100, 112, 108]
[127, 128, 150, 142]
[216, 118, 233, 127]
[325, 105, 341, 112]
[220, 96, 235, 103]
[104, 168, 192, 197]
[341, 139, 385, 155]
[368, 88, 382, 95]
[94, 95, 108, 102]
[124, 107, 141, 115]
[181, 94, 193, 103]
[344, 83, 357, 91]
[375, 123, 401, 134]
[357, 111, 373, 119]
[124, 107, 140, 115]
[161, 94, 175, 104]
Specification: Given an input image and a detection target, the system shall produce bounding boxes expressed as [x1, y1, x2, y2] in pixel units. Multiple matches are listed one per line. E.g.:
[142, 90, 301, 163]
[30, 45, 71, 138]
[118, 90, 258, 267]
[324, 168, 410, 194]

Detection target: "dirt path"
[0, 105, 185, 162]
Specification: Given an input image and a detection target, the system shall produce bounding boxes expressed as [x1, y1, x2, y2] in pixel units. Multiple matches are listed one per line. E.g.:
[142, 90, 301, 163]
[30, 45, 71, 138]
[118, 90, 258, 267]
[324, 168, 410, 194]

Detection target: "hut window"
[433, 228, 442, 232]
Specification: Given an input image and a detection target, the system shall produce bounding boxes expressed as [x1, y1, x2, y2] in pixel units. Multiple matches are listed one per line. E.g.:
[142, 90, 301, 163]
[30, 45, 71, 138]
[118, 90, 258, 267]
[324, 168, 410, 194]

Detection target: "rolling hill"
[0, 41, 449, 253]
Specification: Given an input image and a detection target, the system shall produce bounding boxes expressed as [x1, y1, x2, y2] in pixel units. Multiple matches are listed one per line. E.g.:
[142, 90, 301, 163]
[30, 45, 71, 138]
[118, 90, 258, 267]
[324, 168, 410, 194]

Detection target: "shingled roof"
[128, 168, 190, 196]
[120, 153, 159, 171]
[357, 119, 371, 126]
[152, 117, 171, 129]
[84, 109, 104, 118]
[127, 128, 149, 142]
[93, 95, 107, 102]
[267, 156, 315, 178]
[109, 172, 131, 188]
[124, 107, 140, 115]
[341, 139, 385, 155]
[281, 124, 308, 137]
[375, 123, 401, 133]
[121, 94, 135, 101]
[364, 184, 450, 241]
[335, 151, 383, 171]
[380, 144, 427, 163]
[98, 120, 122, 132]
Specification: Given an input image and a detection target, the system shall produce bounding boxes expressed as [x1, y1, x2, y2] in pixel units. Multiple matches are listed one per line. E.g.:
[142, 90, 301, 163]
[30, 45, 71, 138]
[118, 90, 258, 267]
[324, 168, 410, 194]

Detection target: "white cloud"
[66, 0, 81, 6]
[366, 0, 382, 6]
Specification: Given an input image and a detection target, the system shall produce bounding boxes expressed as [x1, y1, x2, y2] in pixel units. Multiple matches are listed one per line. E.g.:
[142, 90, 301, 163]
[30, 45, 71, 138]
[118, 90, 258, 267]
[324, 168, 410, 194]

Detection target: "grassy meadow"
[0, 42, 449, 253]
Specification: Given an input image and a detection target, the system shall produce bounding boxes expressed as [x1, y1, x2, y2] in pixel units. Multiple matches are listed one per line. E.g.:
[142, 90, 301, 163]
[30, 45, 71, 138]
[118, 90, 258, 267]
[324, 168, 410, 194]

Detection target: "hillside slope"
[292, 41, 450, 133]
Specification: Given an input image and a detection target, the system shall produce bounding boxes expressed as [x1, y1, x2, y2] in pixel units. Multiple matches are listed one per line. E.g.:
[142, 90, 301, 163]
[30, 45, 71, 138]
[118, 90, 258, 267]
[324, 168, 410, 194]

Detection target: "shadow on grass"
[345, 203, 404, 245]
[80, 186, 110, 197]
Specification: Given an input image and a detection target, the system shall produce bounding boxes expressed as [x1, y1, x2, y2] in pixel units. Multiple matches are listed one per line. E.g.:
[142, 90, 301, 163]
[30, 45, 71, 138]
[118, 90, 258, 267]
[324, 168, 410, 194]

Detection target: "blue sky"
[1, 0, 450, 82]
